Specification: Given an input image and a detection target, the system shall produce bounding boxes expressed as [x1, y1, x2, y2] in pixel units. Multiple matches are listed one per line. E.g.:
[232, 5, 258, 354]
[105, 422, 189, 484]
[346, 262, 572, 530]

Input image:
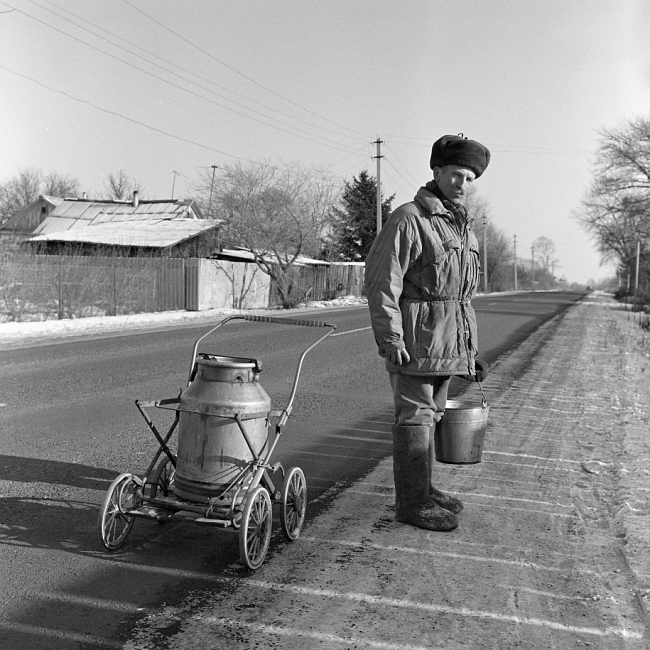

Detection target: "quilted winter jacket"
[365, 181, 481, 376]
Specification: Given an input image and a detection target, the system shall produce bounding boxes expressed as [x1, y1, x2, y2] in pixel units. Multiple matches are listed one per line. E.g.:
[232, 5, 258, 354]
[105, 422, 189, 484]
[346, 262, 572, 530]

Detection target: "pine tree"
[329, 171, 394, 261]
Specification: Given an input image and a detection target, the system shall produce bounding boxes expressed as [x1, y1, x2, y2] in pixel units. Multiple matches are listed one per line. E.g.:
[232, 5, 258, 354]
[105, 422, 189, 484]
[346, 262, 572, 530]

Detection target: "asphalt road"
[0, 290, 585, 649]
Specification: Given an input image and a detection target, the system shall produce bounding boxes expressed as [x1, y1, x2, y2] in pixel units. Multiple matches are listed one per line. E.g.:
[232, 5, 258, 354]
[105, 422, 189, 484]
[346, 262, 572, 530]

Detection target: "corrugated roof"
[213, 249, 329, 266]
[29, 219, 219, 248]
[32, 198, 208, 235]
[33, 217, 82, 234]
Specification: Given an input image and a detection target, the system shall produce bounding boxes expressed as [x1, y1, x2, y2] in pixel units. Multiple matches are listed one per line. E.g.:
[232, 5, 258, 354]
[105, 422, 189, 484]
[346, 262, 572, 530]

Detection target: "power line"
[384, 159, 416, 194]
[0, 62, 252, 163]
[1, 62, 376, 189]
[325, 144, 373, 172]
[381, 167, 413, 200]
[32, 0, 370, 147]
[336, 158, 371, 178]
[121, 0, 370, 140]
[384, 144, 420, 188]
[382, 135, 592, 156]
[8, 2, 363, 155]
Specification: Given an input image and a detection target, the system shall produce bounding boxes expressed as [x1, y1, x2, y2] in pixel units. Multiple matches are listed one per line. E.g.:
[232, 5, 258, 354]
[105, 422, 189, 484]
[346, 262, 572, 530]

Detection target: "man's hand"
[461, 358, 489, 382]
[389, 348, 411, 365]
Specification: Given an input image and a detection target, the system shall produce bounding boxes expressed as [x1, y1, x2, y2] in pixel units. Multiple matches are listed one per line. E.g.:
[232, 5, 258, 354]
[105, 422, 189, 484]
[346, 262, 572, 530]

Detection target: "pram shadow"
[0, 454, 117, 491]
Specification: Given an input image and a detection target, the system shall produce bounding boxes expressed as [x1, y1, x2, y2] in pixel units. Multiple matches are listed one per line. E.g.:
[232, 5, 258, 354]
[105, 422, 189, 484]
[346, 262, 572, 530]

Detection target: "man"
[365, 134, 490, 532]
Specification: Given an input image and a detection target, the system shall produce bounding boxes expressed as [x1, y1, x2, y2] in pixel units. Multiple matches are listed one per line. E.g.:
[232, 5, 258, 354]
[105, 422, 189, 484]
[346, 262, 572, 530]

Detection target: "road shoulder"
[122, 293, 650, 649]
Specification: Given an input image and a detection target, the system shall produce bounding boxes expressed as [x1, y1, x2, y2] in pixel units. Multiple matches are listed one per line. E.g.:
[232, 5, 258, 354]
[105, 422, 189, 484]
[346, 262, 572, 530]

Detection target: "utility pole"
[531, 245, 535, 290]
[171, 171, 178, 199]
[482, 215, 488, 293]
[208, 165, 218, 219]
[372, 137, 384, 234]
[551, 261, 555, 289]
[513, 234, 518, 291]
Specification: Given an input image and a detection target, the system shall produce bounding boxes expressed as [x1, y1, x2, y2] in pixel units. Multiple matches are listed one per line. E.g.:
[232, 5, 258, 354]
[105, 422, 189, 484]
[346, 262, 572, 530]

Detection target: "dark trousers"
[389, 372, 451, 427]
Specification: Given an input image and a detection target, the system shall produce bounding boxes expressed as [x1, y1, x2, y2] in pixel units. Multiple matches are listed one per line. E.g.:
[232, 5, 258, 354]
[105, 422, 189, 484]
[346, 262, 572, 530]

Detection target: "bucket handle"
[478, 382, 488, 409]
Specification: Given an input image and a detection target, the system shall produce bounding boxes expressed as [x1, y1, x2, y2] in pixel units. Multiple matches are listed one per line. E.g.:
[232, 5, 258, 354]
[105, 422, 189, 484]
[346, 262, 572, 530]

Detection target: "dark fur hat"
[429, 134, 491, 178]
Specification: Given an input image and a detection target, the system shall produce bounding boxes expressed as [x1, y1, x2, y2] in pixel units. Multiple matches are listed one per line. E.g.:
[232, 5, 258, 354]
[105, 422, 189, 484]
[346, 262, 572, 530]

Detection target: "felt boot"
[427, 424, 464, 514]
[392, 425, 458, 532]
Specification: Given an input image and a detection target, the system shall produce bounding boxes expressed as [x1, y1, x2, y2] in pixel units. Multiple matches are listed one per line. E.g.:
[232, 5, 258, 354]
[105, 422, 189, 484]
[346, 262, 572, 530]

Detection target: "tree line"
[2, 159, 570, 309]
[0, 168, 144, 224]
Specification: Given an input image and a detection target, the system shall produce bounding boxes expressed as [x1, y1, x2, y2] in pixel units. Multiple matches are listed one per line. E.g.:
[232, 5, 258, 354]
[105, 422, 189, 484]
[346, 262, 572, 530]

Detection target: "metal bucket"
[434, 395, 489, 464]
[174, 354, 271, 502]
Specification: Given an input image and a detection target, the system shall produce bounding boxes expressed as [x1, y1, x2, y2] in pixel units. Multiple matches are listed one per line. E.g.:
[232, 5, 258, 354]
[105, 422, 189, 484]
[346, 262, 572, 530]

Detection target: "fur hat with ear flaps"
[429, 134, 491, 178]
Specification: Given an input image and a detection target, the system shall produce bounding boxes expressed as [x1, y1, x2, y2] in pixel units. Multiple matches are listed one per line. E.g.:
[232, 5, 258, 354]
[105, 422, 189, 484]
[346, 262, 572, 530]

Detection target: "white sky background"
[1, 0, 649, 285]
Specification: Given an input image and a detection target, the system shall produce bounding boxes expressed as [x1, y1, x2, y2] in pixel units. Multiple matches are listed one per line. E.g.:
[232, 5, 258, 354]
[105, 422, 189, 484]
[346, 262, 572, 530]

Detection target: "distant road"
[0, 290, 585, 650]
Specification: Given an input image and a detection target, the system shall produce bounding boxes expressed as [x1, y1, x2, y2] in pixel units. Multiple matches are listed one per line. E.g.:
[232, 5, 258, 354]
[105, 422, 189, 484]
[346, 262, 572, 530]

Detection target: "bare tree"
[593, 116, 650, 195]
[0, 168, 43, 224]
[42, 172, 80, 199]
[195, 160, 340, 308]
[575, 116, 650, 291]
[103, 170, 145, 201]
[0, 168, 82, 225]
[465, 186, 514, 291]
[532, 236, 557, 289]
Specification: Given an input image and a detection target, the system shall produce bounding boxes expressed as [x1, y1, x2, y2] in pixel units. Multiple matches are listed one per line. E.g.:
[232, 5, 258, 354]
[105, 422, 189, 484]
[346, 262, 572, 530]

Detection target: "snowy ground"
[0, 296, 368, 348]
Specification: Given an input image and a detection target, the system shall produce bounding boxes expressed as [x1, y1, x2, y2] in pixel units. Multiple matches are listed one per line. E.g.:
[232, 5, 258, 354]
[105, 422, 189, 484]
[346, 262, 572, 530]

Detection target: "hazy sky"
[2, 1, 649, 284]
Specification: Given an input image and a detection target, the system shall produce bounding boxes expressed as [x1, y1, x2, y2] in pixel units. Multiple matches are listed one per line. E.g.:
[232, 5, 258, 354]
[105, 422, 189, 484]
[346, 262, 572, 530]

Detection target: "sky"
[1, 0, 649, 285]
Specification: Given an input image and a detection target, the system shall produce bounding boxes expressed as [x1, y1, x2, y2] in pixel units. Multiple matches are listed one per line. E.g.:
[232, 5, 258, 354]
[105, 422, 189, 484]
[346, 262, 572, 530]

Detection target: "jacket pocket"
[423, 239, 461, 297]
[412, 301, 461, 360]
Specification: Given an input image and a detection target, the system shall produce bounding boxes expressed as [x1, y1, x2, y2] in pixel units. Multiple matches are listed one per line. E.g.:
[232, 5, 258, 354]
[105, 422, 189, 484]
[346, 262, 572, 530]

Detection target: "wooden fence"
[1, 253, 366, 321]
[0, 254, 185, 321]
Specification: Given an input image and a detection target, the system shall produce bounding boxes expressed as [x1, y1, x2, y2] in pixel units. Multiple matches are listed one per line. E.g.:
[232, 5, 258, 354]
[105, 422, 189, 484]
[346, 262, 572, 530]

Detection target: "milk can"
[173, 354, 271, 502]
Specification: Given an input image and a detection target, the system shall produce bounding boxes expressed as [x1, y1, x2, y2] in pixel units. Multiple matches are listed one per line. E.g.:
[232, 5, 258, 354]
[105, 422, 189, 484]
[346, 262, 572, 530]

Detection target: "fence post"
[113, 258, 117, 317]
[58, 256, 63, 320]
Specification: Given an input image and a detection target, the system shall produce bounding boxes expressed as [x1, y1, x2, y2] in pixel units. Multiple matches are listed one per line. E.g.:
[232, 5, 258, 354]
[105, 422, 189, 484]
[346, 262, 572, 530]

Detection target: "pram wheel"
[148, 454, 176, 498]
[239, 485, 272, 570]
[97, 473, 141, 550]
[280, 467, 307, 541]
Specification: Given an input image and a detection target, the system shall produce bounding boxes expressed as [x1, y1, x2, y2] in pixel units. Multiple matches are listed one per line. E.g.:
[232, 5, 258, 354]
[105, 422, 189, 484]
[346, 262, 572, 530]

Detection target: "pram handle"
[187, 314, 336, 387]
[242, 314, 334, 328]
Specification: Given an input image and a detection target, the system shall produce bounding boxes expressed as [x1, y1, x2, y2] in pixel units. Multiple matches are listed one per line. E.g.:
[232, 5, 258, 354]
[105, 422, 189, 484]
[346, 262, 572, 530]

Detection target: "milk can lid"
[198, 353, 262, 372]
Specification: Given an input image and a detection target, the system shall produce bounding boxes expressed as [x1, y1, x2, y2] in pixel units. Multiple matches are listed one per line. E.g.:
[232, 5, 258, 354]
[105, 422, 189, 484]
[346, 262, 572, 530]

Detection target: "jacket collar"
[414, 181, 472, 227]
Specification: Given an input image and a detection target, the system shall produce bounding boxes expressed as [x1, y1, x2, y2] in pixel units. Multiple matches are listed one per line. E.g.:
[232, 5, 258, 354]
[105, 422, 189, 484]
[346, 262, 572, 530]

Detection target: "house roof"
[0, 194, 65, 231]
[32, 198, 206, 236]
[40, 195, 65, 207]
[29, 219, 220, 249]
[213, 248, 330, 266]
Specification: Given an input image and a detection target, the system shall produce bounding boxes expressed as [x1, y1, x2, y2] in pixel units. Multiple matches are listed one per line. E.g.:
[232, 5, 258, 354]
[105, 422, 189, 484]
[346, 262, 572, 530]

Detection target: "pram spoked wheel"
[97, 473, 141, 550]
[280, 467, 307, 540]
[239, 486, 273, 570]
[148, 455, 176, 499]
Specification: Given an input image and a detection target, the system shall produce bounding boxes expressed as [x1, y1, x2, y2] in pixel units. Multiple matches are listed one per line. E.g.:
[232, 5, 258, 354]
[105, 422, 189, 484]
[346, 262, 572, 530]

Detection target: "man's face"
[434, 165, 476, 205]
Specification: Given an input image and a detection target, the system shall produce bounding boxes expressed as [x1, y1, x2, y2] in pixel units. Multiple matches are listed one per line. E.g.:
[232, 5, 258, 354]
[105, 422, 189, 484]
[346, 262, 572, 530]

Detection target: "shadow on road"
[0, 454, 117, 491]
